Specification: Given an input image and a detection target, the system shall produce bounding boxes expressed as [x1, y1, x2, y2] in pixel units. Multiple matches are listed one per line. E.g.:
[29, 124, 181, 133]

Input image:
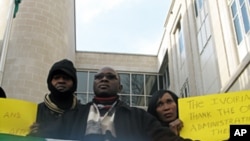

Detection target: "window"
[119, 73, 131, 105]
[230, 0, 250, 61]
[145, 75, 158, 96]
[132, 74, 144, 95]
[178, 26, 185, 54]
[76, 71, 88, 92]
[175, 21, 186, 67]
[180, 79, 189, 98]
[76, 71, 96, 103]
[163, 65, 170, 89]
[231, 0, 250, 44]
[194, 0, 204, 17]
[195, 0, 211, 54]
[120, 73, 130, 94]
[131, 74, 145, 106]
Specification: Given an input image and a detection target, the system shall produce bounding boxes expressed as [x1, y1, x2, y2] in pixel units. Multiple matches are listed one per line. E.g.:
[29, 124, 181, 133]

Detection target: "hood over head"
[47, 59, 77, 100]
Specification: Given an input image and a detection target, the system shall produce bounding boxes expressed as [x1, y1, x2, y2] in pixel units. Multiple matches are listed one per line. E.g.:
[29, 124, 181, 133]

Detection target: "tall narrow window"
[231, 0, 250, 44]
[76, 71, 88, 103]
[175, 21, 186, 67]
[180, 79, 189, 98]
[178, 27, 184, 54]
[131, 74, 144, 106]
[119, 73, 130, 105]
[194, 0, 204, 17]
[232, 1, 244, 44]
[76, 71, 96, 104]
[163, 65, 170, 89]
[240, 0, 250, 33]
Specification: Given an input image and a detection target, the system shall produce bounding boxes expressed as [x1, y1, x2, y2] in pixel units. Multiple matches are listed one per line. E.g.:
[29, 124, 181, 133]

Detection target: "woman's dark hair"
[147, 89, 179, 125]
[0, 87, 6, 98]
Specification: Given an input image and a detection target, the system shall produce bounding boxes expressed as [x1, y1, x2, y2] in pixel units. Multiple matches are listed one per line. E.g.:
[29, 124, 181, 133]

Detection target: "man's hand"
[29, 122, 39, 134]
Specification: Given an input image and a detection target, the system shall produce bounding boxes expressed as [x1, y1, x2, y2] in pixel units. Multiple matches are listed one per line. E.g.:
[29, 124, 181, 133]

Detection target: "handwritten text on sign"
[0, 98, 37, 136]
[179, 90, 250, 141]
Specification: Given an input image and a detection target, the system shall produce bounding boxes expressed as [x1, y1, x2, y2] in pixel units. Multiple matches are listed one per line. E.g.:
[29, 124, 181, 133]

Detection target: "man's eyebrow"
[98, 72, 116, 75]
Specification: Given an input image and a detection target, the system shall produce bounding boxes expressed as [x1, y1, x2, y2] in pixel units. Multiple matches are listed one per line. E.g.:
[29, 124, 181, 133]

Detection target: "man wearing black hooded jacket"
[29, 59, 81, 139]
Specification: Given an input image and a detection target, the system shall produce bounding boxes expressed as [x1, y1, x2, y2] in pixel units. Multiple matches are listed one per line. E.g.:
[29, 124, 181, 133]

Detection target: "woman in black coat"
[147, 89, 183, 135]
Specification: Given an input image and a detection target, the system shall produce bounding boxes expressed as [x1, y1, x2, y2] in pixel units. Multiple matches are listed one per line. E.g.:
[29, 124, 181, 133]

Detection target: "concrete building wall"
[2, 0, 76, 103]
[158, 0, 250, 96]
[205, 0, 250, 93]
[76, 51, 158, 73]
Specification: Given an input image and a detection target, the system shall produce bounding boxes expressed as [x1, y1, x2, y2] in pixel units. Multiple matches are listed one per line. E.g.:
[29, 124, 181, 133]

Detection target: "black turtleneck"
[48, 85, 75, 110]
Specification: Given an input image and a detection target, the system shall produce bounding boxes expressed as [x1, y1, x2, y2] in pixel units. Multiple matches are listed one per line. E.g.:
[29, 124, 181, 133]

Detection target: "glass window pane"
[146, 96, 152, 106]
[88, 93, 95, 102]
[88, 72, 96, 92]
[119, 73, 130, 94]
[241, 3, 250, 32]
[76, 71, 88, 92]
[231, 2, 237, 17]
[132, 96, 145, 106]
[234, 15, 243, 44]
[120, 95, 130, 105]
[194, 0, 199, 17]
[239, 0, 244, 5]
[179, 29, 184, 53]
[145, 75, 157, 96]
[132, 74, 144, 95]
[159, 75, 164, 89]
[77, 93, 87, 104]
[198, 0, 203, 9]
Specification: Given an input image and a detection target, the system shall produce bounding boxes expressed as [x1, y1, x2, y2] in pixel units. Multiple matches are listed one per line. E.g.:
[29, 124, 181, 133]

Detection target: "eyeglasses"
[94, 73, 118, 80]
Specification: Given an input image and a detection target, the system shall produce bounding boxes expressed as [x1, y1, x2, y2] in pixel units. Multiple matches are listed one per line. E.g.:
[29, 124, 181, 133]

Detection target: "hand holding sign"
[0, 98, 37, 136]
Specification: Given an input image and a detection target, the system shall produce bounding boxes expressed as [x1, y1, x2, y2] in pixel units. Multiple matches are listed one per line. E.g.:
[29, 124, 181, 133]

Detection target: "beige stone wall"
[2, 0, 76, 103]
[76, 52, 158, 73]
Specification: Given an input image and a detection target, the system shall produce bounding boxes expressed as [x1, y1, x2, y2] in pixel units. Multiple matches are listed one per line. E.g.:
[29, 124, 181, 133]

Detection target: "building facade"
[1, 0, 250, 109]
[158, 0, 250, 97]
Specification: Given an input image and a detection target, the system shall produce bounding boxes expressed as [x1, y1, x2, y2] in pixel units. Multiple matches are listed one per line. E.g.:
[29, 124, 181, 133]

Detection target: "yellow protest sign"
[179, 90, 250, 141]
[0, 98, 37, 136]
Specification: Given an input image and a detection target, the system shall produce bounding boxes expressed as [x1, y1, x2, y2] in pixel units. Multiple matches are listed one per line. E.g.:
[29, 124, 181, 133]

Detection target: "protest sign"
[179, 90, 250, 141]
[0, 98, 37, 136]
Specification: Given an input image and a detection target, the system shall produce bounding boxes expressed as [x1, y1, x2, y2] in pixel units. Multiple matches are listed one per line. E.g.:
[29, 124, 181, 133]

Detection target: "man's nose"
[100, 75, 109, 81]
[57, 77, 66, 82]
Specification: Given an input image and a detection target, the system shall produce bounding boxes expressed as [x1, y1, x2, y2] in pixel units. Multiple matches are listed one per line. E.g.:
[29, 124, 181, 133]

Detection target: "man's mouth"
[56, 85, 66, 90]
[99, 84, 109, 89]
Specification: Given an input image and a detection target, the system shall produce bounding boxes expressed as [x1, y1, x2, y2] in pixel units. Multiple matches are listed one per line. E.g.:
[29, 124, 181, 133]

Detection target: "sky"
[75, 0, 172, 55]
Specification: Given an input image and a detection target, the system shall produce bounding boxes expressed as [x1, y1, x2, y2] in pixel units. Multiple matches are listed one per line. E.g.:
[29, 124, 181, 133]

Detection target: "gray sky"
[75, 0, 171, 55]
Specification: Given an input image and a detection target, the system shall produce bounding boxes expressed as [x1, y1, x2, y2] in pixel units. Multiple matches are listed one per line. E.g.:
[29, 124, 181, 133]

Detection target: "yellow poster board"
[179, 90, 250, 141]
[0, 98, 37, 136]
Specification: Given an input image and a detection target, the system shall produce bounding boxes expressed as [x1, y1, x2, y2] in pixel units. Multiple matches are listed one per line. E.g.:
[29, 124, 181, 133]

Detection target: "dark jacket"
[68, 101, 188, 141]
[29, 102, 82, 140]
[28, 59, 79, 140]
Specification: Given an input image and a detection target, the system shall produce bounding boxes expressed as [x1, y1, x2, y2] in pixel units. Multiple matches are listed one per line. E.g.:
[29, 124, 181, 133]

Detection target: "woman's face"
[156, 93, 178, 123]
